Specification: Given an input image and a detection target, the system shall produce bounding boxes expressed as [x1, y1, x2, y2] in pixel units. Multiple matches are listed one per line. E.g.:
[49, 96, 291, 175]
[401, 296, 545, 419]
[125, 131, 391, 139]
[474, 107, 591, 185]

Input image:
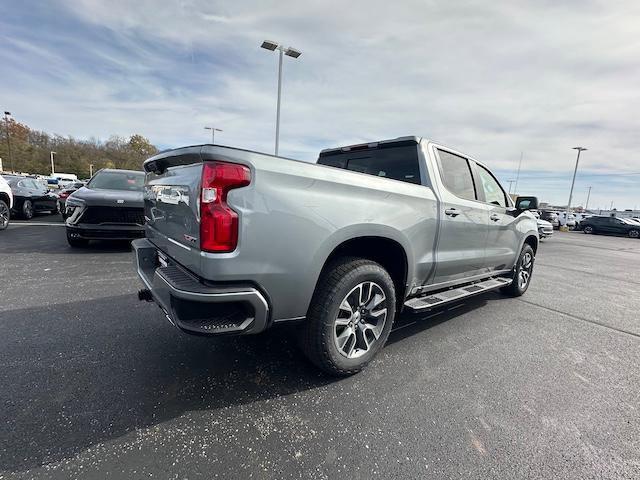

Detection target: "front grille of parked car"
[80, 206, 145, 225]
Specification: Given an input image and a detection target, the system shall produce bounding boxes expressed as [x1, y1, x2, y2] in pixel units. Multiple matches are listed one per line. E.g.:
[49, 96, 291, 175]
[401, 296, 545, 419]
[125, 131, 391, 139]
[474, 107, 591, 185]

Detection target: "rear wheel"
[66, 230, 89, 248]
[0, 200, 9, 230]
[300, 257, 396, 376]
[22, 200, 34, 219]
[501, 244, 535, 297]
[583, 225, 593, 234]
[629, 229, 640, 239]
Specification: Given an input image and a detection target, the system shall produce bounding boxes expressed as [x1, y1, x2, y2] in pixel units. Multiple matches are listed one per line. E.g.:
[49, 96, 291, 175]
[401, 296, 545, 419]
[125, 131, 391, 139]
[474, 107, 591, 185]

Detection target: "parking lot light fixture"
[565, 147, 587, 227]
[50, 151, 56, 175]
[204, 126, 222, 144]
[260, 40, 302, 156]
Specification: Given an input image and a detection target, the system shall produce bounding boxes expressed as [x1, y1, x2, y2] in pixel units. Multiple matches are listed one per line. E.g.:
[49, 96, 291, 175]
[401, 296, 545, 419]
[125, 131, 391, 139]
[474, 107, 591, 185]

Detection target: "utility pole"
[507, 180, 515, 194]
[513, 152, 523, 194]
[89, 164, 94, 177]
[3, 111, 14, 172]
[565, 147, 587, 227]
[584, 186, 592, 211]
[50, 151, 56, 175]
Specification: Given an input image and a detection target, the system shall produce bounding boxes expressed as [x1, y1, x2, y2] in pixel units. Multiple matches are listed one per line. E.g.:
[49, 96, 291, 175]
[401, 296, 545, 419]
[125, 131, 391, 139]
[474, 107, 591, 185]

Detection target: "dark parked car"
[65, 169, 145, 247]
[1, 175, 58, 219]
[57, 182, 85, 220]
[540, 210, 560, 229]
[581, 216, 640, 238]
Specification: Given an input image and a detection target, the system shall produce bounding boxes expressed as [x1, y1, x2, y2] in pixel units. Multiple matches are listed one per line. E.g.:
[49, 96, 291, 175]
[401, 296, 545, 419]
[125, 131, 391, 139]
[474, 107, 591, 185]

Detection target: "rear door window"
[317, 145, 421, 185]
[436, 149, 477, 201]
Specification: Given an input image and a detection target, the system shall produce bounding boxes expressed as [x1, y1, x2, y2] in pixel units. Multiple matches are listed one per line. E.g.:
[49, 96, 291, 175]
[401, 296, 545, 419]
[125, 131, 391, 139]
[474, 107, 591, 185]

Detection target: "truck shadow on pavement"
[0, 292, 490, 473]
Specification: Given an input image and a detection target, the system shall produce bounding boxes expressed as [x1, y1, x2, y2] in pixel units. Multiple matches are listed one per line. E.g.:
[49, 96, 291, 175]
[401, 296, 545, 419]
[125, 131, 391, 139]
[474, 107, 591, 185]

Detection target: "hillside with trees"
[0, 118, 158, 178]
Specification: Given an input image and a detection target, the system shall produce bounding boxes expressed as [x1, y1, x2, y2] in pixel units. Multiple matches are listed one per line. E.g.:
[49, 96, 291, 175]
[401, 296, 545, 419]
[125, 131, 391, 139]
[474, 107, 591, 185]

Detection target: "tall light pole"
[3, 111, 14, 172]
[513, 152, 523, 195]
[204, 126, 222, 144]
[260, 40, 302, 156]
[566, 147, 587, 225]
[585, 186, 592, 212]
[89, 164, 94, 177]
[50, 151, 56, 175]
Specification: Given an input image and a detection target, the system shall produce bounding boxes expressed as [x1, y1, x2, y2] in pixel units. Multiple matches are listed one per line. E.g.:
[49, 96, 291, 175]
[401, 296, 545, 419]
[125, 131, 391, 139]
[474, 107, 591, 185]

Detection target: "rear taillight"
[200, 161, 251, 253]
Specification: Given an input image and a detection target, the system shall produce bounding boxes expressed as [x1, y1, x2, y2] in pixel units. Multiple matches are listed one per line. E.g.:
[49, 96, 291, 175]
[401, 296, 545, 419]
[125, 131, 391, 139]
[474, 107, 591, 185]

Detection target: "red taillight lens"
[59, 191, 70, 199]
[200, 161, 251, 252]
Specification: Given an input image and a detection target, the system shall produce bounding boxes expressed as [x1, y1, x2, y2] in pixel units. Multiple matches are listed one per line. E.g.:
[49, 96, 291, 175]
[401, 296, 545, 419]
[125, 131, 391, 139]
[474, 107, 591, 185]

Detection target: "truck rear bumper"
[132, 238, 270, 335]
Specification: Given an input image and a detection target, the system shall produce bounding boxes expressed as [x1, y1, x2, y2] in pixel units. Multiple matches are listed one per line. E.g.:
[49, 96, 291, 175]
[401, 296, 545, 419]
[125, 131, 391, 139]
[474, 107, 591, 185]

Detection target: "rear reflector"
[200, 161, 251, 253]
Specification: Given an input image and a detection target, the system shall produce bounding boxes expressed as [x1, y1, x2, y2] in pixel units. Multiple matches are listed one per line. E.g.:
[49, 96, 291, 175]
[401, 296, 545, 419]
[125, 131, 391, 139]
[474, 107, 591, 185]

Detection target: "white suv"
[0, 174, 14, 230]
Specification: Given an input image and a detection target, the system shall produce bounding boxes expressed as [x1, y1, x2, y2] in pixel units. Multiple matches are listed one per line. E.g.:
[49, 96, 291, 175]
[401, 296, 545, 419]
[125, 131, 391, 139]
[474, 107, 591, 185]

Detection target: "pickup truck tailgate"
[144, 147, 204, 273]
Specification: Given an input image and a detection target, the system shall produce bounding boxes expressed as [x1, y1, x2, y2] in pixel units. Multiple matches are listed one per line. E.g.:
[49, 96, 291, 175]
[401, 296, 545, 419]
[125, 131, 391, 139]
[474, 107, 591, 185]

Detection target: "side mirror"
[515, 196, 538, 211]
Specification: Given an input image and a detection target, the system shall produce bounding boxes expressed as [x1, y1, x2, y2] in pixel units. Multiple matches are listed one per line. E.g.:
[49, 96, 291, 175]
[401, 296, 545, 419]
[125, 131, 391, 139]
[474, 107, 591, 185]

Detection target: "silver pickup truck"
[133, 136, 538, 375]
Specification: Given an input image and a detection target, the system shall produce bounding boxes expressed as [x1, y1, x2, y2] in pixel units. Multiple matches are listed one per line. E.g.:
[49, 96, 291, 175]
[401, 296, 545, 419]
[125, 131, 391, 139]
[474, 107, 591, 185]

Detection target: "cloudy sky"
[2, 0, 639, 208]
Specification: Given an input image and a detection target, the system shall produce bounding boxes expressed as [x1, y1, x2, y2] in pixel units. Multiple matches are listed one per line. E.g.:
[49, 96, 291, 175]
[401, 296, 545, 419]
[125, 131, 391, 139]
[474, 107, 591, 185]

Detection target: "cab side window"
[476, 164, 507, 207]
[436, 150, 477, 201]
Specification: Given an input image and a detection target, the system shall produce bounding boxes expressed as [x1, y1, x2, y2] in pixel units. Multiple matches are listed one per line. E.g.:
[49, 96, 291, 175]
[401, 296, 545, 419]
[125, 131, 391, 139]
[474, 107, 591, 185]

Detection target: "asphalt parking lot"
[1, 218, 639, 479]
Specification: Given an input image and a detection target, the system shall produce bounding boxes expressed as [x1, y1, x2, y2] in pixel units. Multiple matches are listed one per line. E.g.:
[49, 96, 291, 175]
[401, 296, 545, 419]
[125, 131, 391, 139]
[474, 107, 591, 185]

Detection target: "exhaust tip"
[138, 289, 153, 302]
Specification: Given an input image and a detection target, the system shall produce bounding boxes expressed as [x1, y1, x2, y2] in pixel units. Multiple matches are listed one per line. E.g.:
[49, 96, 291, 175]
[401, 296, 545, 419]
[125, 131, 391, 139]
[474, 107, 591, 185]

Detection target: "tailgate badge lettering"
[183, 234, 197, 244]
[116, 199, 125, 204]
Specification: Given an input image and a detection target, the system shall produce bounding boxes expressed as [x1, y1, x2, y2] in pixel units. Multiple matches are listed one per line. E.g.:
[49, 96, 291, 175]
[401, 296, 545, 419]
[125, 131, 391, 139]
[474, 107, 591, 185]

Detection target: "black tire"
[300, 257, 396, 376]
[0, 199, 10, 230]
[501, 244, 535, 297]
[583, 225, 593, 234]
[629, 229, 640, 239]
[67, 230, 89, 248]
[22, 199, 34, 219]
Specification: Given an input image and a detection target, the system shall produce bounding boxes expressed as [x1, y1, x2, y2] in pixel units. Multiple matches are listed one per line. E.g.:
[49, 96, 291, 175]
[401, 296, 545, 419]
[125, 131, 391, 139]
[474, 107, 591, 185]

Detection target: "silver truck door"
[429, 147, 489, 284]
[471, 161, 520, 272]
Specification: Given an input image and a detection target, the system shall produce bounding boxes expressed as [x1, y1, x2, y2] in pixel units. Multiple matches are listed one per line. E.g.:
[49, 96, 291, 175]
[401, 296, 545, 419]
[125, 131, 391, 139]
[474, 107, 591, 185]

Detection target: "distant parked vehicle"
[557, 212, 576, 229]
[581, 216, 640, 238]
[540, 211, 560, 229]
[1, 175, 58, 219]
[537, 218, 553, 240]
[57, 182, 86, 220]
[65, 169, 145, 247]
[0, 175, 13, 230]
[55, 173, 79, 188]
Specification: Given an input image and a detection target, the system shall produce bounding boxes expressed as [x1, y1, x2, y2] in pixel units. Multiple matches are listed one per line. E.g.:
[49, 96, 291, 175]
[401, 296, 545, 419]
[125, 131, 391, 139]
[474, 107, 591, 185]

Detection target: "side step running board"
[404, 277, 512, 312]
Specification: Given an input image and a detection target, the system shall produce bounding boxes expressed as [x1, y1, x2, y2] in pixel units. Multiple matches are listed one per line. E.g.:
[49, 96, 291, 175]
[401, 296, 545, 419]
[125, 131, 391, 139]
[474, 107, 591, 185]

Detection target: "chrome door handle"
[490, 213, 501, 222]
[445, 208, 460, 217]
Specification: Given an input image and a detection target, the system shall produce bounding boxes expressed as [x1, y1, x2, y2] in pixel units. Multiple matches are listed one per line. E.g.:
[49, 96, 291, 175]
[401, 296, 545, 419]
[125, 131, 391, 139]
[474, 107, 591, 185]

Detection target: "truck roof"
[318, 136, 422, 157]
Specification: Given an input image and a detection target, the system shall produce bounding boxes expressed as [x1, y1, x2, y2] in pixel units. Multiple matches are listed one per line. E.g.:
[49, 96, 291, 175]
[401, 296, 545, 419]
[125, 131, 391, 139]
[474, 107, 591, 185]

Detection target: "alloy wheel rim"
[24, 202, 33, 218]
[333, 281, 387, 359]
[631, 230, 639, 238]
[0, 203, 8, 228]
[518, 252, 533, 289]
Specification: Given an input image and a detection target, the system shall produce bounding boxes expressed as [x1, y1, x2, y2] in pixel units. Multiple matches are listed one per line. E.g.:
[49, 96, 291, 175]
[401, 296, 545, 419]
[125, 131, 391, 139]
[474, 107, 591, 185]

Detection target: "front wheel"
[300, 257, 396, 376]
[501, 244, 535, 297]
[629, 229, 640, 239]
[22, 199, 34, 219]
[0, 200, 10, 230]
[583, 225, 594, 234]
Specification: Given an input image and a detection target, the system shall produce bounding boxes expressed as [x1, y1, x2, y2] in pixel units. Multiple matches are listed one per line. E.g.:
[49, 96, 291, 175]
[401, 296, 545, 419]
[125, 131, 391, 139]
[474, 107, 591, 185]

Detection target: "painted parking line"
[9, 222, 65, 227]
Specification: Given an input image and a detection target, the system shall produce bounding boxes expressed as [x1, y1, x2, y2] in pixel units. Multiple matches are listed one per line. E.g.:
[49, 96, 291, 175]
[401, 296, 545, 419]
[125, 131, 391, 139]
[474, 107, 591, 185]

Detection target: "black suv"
[581, 216, 640, 238]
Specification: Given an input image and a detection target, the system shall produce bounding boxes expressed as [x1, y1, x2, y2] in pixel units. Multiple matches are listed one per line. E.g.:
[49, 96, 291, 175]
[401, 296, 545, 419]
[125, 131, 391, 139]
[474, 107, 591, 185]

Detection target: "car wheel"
[583, 225, 593, 234]
[0, 200, 10, 230]
[66, 230, 89, 248]
[300, 257, 396, 376]
[22, 200, 34, 219]
[629, 229, 640, 239]
[501, 244, 535, 297]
